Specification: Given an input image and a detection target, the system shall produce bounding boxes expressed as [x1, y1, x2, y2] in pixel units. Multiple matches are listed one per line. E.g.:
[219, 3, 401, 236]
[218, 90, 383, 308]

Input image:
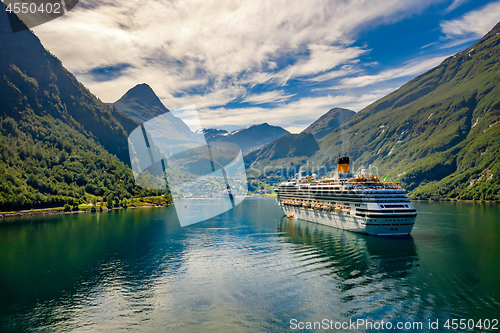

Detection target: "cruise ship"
[275, 157, 417, 236]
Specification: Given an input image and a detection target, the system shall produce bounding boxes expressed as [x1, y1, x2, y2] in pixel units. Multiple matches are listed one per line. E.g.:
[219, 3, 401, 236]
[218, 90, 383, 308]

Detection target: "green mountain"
[302, 107, 355, 139]
[0, 10, 162, 210]
[316, 21, 500, 201]
[112, 84, 203, 150]
[244, 133, 319, 176]
[112, 83, 170, 123]
[204, 123, 290, 153]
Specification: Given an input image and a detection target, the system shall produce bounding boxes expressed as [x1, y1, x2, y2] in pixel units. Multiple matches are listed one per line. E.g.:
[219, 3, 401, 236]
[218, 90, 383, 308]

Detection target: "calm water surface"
[1, 199, 499, 332]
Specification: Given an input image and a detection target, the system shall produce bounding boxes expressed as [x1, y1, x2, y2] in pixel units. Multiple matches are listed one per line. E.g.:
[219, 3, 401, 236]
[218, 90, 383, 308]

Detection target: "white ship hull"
[280, 204, 415, 236]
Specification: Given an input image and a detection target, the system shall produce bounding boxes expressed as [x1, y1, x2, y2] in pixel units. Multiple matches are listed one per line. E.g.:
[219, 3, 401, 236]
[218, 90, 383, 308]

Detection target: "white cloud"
[332, 56, 447, 89]
[34, 0, 441, 104]
[440, 1, 500, 47]
[443, 0, 470, 14]
[34, 0, 494, 137]
[276, 44, 367, 85]
[193, 89, 395, 133]
[242, 90, 296, 104]
[306, 65, 360, 83]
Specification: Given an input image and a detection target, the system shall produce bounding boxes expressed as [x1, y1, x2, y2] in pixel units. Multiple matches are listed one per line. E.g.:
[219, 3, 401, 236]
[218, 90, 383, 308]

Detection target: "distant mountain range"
[112, 85, 289, 154]
[243, 108, 352, 174]
[245, 132, 319, 168]
[200, 123, 290, 153]
[195, 128, 228, 137]
[248, 21, 500, 201]
[302, 108, 354, 139]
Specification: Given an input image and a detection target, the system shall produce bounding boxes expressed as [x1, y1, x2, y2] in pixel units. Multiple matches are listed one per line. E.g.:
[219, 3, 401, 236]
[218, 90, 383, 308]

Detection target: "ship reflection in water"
[277, 217, 418, 286]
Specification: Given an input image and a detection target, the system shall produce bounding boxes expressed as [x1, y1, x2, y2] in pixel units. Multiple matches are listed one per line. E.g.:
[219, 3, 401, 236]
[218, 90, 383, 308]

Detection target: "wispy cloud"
[31, 0, 497, 133]
[440, 1, 500, 47]
[305, 65, 360, 82]
[275, 45, 367, 85]
[190, 89, 395, 133]
[242, 90, 296, 104]
[329, 56, 447, 89]
[443, 0, 470, 14]
[34, 0, 440, 105]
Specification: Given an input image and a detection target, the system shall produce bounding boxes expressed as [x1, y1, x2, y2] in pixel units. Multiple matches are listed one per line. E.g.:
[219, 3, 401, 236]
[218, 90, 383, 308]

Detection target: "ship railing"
[280, 198, 366, 214]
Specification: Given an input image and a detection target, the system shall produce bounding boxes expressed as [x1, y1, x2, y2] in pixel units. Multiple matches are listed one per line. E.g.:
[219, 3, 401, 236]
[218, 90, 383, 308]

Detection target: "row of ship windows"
[280, 198, 408, 205]
[362, 222, 415, 226]
[282, 194, 406, 197]
[361, 195, 407, 198]
[282, 195, 406, 199]
[280, 189, 404, 194]
[284, 202, 399, 208]
[380, 204, 409, 208]
[281, 185, 403, 191]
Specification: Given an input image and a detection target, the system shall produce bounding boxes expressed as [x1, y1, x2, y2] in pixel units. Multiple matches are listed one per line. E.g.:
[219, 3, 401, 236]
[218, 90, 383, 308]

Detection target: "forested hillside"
[302, 108, 354, 139]
[244, 133, 319, 178]
[318, 21, 500, 201]
[0, 9, 164, 210]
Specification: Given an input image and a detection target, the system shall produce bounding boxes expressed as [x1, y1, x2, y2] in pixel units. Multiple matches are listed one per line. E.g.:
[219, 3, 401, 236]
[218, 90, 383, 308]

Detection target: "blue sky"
[33, 0, 500, 132]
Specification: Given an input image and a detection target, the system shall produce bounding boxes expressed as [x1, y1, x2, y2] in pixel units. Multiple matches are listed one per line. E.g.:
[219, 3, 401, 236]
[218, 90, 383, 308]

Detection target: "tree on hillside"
[106, 193, 114, 209]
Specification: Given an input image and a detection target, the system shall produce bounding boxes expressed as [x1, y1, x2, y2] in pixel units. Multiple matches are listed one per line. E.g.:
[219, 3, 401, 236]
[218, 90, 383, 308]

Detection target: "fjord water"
[1, 199, 499, 332]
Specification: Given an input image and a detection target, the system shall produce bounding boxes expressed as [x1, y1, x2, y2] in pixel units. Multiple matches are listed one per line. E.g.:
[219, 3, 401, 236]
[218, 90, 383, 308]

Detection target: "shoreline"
[0, 204, 171, 221]
[410, 199, 499, 204]
[1, 197, 498, 221]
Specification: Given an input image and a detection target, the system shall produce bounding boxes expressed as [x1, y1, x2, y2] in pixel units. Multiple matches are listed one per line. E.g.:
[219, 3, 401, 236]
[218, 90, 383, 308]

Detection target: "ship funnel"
[299, 166, 307, 178]
[337, 156, 350, 174]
